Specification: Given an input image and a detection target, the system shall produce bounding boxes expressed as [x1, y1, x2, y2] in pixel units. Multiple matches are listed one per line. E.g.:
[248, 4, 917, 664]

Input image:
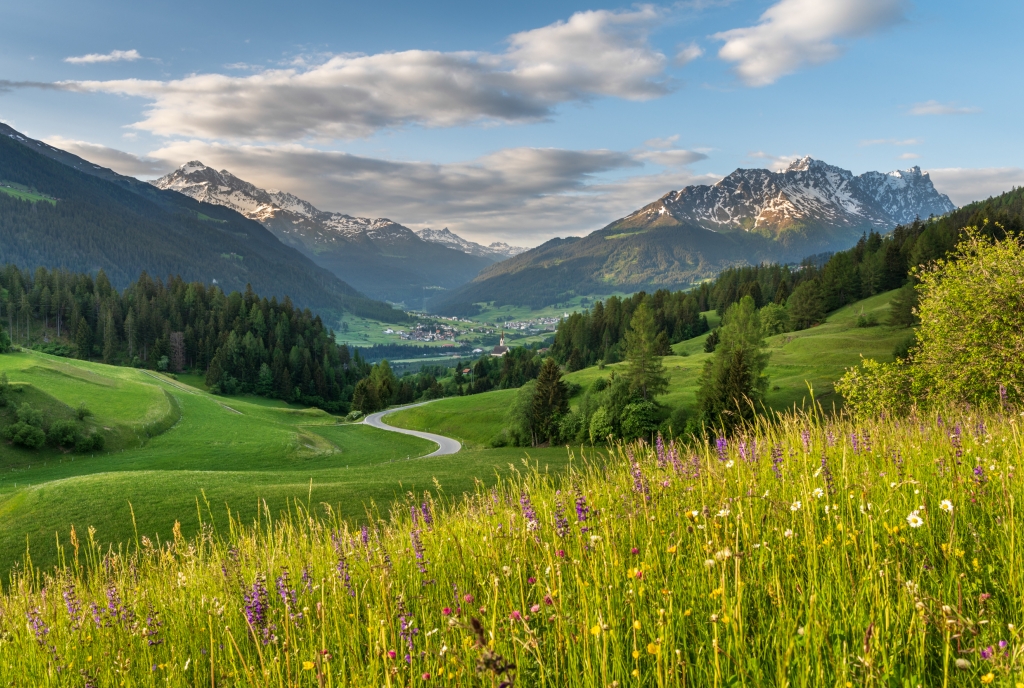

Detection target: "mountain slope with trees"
[0, 125, 403, 322]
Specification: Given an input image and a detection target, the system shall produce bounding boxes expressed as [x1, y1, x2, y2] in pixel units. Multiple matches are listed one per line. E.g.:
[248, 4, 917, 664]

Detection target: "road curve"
[361, 401, 461, 457]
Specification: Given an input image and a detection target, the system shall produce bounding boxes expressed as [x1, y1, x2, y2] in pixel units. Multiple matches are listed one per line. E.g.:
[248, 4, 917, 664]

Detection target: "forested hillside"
[0, 127, 404, 322]
[550, 186, 1024, 364]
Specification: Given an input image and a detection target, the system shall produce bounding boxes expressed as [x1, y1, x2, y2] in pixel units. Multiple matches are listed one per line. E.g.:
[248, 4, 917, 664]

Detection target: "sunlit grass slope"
[2, 404, 1019, 685]
[387, 290, 912, 441]
[0, 352, 573, 575]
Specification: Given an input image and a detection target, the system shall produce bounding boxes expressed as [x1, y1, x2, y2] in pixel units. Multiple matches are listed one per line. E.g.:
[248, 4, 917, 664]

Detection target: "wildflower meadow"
[2, 404, 1023, 687]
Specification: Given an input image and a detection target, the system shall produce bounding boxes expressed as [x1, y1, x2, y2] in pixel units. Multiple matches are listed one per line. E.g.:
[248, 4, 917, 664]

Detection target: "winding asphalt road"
[361, 401, 461, 457]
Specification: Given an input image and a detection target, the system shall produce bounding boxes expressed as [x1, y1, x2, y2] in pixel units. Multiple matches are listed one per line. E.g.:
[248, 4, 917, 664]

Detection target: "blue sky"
[2, 0, 1021, 246]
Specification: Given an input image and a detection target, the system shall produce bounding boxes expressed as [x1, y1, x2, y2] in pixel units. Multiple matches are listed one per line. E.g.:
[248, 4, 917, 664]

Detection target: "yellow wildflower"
[303, 661, 315, 671]
[980, 673, 994, 684]
[633, 620, 641, 630]
[667, 545, 677, 553]
[632, 650, 640, 659]
[590, 624, 602, 637]
[647, 642, 660, 655]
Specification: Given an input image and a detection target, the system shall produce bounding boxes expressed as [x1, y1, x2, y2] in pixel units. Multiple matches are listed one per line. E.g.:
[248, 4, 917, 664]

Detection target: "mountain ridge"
[153, 163, 498, 307]
[433, 157, 955, 313]
[415, 227, 526, 260]
[0, 124, 403, 321]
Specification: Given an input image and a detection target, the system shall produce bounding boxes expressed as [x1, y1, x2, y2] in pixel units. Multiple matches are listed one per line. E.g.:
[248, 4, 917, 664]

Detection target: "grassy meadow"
[2, 403, 1020, 685]
[0, 351, 575, 576]
[388, 290, 912, 443]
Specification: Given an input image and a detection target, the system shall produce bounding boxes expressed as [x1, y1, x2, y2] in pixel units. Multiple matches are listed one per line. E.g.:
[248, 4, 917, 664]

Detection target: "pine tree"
[531, 357, 569, 444]
[75, 317, 92, 360]
[102, 311, 118, 363]
[696, 296, 770, 432]
[623, 303, 669, 401]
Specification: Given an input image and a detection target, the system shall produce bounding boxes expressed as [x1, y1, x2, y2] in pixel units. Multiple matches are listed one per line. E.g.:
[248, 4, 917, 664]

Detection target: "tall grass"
[2, 404, 1022, 686]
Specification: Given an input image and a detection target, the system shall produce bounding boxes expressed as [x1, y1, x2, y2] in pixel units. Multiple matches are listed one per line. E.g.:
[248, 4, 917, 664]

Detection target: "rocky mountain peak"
[416, 227, 527, 260]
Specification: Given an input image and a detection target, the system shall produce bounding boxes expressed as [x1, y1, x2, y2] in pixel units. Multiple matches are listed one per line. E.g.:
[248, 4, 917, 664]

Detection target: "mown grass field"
[387, 290, 912, 441]
[0, 352, 574, 575]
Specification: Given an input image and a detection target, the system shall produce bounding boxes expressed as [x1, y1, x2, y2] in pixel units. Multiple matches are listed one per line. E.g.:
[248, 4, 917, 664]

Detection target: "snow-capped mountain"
[153, 162, 495, 306]
[626, 157, 954, 239]
[154, 162, 417, 246]
[435, 158, 958, 312]
[416, 227, 526, 260]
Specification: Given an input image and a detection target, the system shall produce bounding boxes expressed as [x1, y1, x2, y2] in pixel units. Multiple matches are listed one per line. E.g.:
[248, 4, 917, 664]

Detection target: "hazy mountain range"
[153, 164, 523, 307]
[434, 157, 955, 312]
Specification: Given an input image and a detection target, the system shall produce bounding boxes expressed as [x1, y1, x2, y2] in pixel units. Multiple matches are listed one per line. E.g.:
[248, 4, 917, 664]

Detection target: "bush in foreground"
[1, 407, 1022, 686]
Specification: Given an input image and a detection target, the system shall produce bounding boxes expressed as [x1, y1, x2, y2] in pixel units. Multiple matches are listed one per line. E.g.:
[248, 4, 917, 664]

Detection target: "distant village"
[382, 314, 567, 345]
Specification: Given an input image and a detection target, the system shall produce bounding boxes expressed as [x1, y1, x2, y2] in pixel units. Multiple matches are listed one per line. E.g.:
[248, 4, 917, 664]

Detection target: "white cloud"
[714, 0, 908, 86]
[674, 42, 704, 66]
[860, 138, 921, 146]
[636, 149, 708, 167]
[898, 152, 920, 160]
[42, 136, 174, 177]
[747, 150, 802, 171]
[909, 100, 981, 116]
[65, 49, 142, 65]
[927, 167, 1024, 207]
[60, 9, 674, 141]
[139, 140, 714, 244]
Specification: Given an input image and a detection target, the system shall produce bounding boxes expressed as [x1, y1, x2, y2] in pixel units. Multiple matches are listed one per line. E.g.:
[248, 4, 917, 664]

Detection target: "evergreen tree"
[531, 358, 569, 444]
[703, 328, 720, 353]
[623, 303, 669, 401]
[787, 280, 826, 330]
[696, 296, 770, 432]
[74, 317, 92, 360]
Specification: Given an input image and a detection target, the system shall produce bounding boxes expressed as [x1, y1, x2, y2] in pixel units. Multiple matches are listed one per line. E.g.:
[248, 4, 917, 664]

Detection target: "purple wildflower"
[243, 574, 275, 644]
[397, 596, 419, 664]
[410, 505, 419, 526]
[575, 491, 590, 534]
[690, 453, 701, 479]
[973, 465, 986, 483]
[276, 568, 301, 621]
[980, 646, 993, 660]
[421, 502, 433, 527]
[360, 524, 369, 545]
[143, 605, 164, 646]
[63, 578, 82, 631]
[715, 436, 727, 462]
[26, 607, 48, 645]
[655, 433, 667, 468]
[520, 493, 538, 528]
[851, 433, 860, 455]
[801, 428, 811, 453]
[771, 445, 783, 480]
[631, 460, 650, 502]
[821, 453, 836, 496]
[553, 494, 569, 538]
[826, 430, 836, 448]
[862, 430, 872, 453]
[331, 533, 356, 597]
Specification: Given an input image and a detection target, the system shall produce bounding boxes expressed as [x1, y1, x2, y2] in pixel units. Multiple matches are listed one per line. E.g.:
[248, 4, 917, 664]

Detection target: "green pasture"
[0, 184, 55, 205]
[386, 290, 911, 441]
[0, 351, 574, 575]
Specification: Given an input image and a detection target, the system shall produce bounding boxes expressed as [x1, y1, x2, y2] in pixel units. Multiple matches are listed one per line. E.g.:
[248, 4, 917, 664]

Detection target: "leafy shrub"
[621, 400, 658, 441]
[588, 407, 614, 444]
[856, 312, 878, 328]
[74, 432, 105, 453]
[15, 402, 43, 428]
[47, 419, 80, 449]
[703, 329, 720, 353]
[787, 280, 826, 330]
[835, 358, 918, 418]
[76, 403, 92, 421]
[3, 422, 45, 449]
[0, 372, 8, 408]
[31, 342, 74, 357]
[759, 303, 790, 336]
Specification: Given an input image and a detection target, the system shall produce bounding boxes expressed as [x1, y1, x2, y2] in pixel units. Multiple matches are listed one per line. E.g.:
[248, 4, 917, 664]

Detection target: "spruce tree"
[531, 357, 569, 444]
[696, 296, 770, 432]
[623, 303, 669, 401]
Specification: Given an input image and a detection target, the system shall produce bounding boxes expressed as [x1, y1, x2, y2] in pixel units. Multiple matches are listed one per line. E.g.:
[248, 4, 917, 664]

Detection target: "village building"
[490, 332, 509, 357]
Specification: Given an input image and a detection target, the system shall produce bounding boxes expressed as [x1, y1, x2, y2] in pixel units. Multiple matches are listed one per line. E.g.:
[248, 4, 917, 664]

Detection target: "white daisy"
[906, 512, 924, 528]
[939, 500, 953, 513]
[790, 501, 802, 512]
[812, 488, 824, 499]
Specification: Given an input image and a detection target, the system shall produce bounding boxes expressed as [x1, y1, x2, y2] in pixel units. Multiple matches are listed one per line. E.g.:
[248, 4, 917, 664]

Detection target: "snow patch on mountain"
[416, 227, 526, 260]
[629, 156, 954, 236]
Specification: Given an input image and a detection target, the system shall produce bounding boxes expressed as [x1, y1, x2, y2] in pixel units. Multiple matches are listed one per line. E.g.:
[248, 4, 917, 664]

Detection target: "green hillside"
[0, 124, 402, 321]
[0, 350, 575, 574]
[387, 290, 911, 440]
